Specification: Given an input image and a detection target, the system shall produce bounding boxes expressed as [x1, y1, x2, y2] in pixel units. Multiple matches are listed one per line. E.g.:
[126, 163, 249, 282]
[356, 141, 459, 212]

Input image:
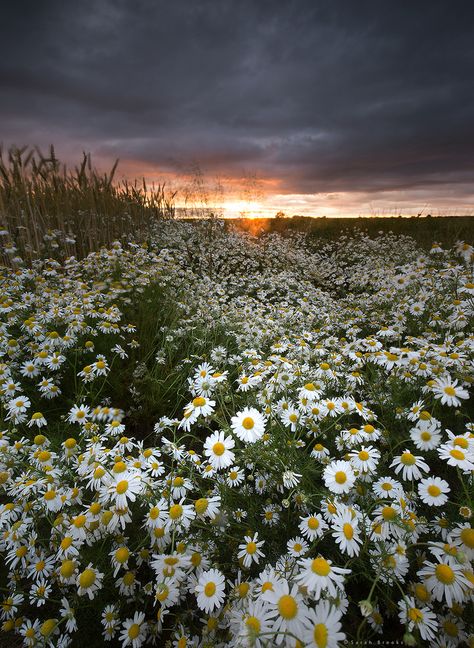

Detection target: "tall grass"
[0, 145, 176, 263]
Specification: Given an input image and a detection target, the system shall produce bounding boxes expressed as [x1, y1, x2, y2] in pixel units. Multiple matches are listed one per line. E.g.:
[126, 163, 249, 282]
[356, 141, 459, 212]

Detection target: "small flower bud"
[359, 600, 373, 617]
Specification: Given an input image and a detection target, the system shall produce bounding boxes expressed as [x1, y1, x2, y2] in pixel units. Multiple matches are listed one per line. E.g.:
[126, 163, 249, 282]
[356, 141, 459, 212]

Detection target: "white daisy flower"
[418, 477, 450, 506]
[302, 600, 346, 648]
[203, 430, 235, 469]
[299, 513, 328, 540]
[296, 555, 350, 597]
[323, 460, 356, 494]
[431, 377, 469, 407]
[237, 532, 265, 568]
[231, 407, 266, 443]
[195, 568, 226, 614]
[119, 611, 146, 647]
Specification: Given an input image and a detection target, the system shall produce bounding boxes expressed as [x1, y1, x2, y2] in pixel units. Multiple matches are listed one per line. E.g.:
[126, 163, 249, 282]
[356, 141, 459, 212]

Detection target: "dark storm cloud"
[1, 0, 474, 195]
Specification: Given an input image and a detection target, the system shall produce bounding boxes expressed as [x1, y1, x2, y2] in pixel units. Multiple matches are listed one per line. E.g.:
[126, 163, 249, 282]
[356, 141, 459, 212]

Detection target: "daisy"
[410, 421, 442, 451]
[119, 611, 147, 647]
[226, 465, 245, 487]
[67, 403, 91, 425]
[27, 412, 48, 428]
[77, 564, 104, 599]
[195, 569, 226, 613]
[165, 500, 196, 531]
[237, 532, 265, 568]
[398, 596, 438, 642]
[262, 579, 310, 641]
[282, 470, 302, 488]
[450, 523, 474, 560]
[296, 555, 351, 597]
[438, 443, 474, 471]
[236, 599, 275, 648]
[281, 406, 301, 431]
[323, 460, 356, 494]
[194, 495, 221, 519]
[302, 600, 346, 648]
[311, 442, 330, 460]
[287, 536, 309, 557]
[186, 395, 216, 418]
[417, 560, 472, 606]
[390, 449, 429, 481]
[300, 382, 322, 400]
[203, 431, 235, 470]
[106, 472, 143, 508]
[431, 377, 469, 407]
[331, 510, 362, 557]
[261, 504, 280, 526]
[299, 513, 328, 540]
[418, 477, 450, 506]
[255, 566, 285, 596]
[372, 476, 403, 499]
[349, 445, 380, 473]
[155, 578, 180, 609]
[231, 407, 266, 443]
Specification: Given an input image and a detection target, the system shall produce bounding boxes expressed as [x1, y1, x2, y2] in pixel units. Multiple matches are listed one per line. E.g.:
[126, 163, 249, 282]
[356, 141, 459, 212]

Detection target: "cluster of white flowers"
[0, 223, 473, 646]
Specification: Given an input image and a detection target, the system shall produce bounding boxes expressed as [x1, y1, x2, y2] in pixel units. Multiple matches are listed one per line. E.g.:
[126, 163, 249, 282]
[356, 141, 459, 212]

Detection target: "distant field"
[227, 214, 474, 247]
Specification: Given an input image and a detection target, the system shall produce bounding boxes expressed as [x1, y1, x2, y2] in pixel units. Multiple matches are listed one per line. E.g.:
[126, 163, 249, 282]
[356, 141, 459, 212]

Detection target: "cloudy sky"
[1, 1, 474, 216]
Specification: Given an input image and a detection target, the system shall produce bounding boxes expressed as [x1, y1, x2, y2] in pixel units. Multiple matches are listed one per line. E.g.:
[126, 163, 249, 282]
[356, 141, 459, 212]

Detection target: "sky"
[1, 0, 474, 217]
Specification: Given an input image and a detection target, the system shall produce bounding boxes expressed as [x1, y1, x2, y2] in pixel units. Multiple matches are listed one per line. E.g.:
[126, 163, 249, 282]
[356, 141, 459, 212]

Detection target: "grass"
[0, 146, 176, 264]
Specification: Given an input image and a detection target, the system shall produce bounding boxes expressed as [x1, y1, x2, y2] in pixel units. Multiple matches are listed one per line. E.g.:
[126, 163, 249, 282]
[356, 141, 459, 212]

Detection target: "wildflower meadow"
[0, 214, 473, 647]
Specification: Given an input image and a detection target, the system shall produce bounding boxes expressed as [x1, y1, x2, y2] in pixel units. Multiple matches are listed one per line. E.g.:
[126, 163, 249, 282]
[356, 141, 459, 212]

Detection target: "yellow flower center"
[401, 452, 416, 466]
[193, 397, 206, 407]
[443, 620, 459, 637]
[204, 582, 216, 597]
[427, 485, 441, 497]
[408, 608, 423, 623]
[40, 619, 57, 637]
[450, 449, 465, 461]
[444, 386, 456, 396]
[245, 615, 261, 633]
[169, 504, 183, 520]
[307, 517, 319, 530]
[358, 450, 369, 461]
[382, 506, 397, 521]
[343, 523, 354, 540]
[460, 528, 474, 549]
[128, 624, 140, 639]
[115, 547, 129, 563]
[60, 560, 75, 578]
[278, 594, 298, 619]
[116, 480, 129, 494]
[435, 564, 455, 584]
[73, 515, 87, 528]
[195, 498, 208, 515]
[242, 417, 255, 429]
[212, 442, 225, 456]
[313, 623, 328, 648]
[335, 471, 347, 484]
[311, 557, 331, 576]
[414, 583, 429, 601]
[79, 568, 96, 589]
[246, 542, 257, 554]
